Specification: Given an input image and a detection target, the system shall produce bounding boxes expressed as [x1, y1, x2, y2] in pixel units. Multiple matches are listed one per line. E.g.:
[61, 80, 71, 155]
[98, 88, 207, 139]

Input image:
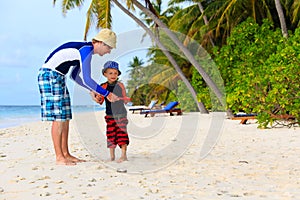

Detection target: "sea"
[0, 105, 104, 129]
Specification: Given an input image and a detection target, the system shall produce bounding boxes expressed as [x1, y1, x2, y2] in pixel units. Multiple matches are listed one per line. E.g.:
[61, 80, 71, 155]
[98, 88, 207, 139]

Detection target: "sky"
[0, 0, 152, 105]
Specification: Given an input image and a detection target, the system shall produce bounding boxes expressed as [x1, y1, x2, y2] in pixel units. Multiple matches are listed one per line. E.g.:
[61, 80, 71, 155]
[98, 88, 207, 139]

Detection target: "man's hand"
[90, 91, 103, 104]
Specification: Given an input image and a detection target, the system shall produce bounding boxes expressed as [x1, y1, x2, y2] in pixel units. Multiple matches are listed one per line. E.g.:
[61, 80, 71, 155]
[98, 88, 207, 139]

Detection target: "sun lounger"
[231, 113, 257, 124]
[140, 101, 182, 117]
[129, 100, 157, 113]
[231, 109, 298, 127]
[270, 113, 298, 128]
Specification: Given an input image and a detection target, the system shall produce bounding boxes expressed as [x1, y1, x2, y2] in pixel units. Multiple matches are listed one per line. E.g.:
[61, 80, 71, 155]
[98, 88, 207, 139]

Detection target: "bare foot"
[103, 158, 115, 163]
[66, 155, 86, 163]
[56, 158, 76, 166]
[117, 156, 128, 163]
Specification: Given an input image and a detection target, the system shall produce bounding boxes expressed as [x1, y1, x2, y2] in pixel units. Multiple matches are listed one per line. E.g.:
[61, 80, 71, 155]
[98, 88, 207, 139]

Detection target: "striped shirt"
[42, 41, 109, 97]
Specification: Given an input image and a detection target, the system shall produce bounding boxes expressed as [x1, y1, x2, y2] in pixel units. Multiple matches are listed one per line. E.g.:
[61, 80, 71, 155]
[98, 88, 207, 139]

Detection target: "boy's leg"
[61, 120, 85, 163]
[105, 116, 118, 161]
[110, 147, 116, 161]
[51, 121, 75, 165]
[115, 117, 129, 163]
[117, 144, 128, 163]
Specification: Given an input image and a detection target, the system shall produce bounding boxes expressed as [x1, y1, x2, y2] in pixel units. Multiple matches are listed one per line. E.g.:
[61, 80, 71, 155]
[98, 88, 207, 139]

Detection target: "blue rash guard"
[42, 41, 109, 97]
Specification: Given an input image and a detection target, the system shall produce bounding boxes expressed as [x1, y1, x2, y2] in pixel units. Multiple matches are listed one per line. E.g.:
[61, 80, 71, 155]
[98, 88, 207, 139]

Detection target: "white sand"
[0, 110, 299, 199]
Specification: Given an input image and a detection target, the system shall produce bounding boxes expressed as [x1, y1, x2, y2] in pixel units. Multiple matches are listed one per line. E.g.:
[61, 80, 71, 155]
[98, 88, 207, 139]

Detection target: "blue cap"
[102, 61, 121, 75]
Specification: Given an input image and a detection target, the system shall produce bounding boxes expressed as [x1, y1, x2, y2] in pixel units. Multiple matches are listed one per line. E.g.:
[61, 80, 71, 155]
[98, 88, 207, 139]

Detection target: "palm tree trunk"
[275, 0, 288, 38]
[196, 2, 215, 46]
[196, 1, 234, 115]
[112, 0, 209, 113]
[131, 0, 225, 108]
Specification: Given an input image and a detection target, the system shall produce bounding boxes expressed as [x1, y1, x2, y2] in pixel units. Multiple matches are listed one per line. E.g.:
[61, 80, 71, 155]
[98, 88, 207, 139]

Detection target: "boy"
[38, 29, 119, 166]
[96, 61, 130, 163]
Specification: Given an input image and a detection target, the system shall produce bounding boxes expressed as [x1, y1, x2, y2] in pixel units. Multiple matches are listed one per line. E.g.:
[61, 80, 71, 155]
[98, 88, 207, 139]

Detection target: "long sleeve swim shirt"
[42, 41, 109, 97]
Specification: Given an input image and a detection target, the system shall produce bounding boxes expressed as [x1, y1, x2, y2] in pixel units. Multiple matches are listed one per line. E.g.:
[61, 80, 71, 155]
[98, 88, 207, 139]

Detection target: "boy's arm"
[118, 82, 130, 104]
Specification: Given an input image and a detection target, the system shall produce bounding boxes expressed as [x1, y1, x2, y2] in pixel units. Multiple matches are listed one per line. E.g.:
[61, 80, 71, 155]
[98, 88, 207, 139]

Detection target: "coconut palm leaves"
[53, 0, 112, 40]
[53, 0, 84, 15]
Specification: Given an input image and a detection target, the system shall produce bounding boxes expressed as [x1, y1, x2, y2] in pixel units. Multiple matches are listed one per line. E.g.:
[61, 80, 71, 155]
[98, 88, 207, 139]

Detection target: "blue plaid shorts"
[38, 68, 72, 121]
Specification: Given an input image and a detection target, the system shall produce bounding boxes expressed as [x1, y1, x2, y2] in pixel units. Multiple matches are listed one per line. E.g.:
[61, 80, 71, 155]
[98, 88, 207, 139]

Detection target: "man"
[38, 29, 119, 165]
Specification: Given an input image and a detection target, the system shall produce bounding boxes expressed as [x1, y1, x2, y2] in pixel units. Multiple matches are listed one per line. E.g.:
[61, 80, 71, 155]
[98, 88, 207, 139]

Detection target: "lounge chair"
[269, 106, 298, 128]
[140, 101, 182, 117]
[270, 113, 298, 128]
[129, 100, 158, 114]
[231, 113, 257, 124]
[153, 101, 165, 109]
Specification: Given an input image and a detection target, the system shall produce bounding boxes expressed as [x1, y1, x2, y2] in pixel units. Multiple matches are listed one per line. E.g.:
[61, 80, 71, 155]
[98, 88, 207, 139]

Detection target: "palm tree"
[126, 56, 144, 95]
[205, 0, 300, 45]
[127, 56, 144, 79]
[52, 0, 224, 111]
[168, 0, 215, 48]
[131, 0, 225, 108]
[277, 0, 300, 30]
[196, 1, 215, 47]
[274, 0, 288, 37]
[291, 0, 300, 27]
[112, 0, 209, 113]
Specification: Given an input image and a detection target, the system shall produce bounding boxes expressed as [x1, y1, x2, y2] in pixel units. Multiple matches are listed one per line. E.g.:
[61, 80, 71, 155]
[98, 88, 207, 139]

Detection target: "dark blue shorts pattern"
[38, 68, 72, 121]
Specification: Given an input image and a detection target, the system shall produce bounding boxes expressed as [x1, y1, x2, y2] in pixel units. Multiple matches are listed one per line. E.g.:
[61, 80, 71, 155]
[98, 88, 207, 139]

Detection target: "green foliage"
[126, 59, 181, 106]
[177, 80, 198, 112]
[191, 67, 212, 109]
[130, 83, 173, 106]
[213, 18, 300, 128]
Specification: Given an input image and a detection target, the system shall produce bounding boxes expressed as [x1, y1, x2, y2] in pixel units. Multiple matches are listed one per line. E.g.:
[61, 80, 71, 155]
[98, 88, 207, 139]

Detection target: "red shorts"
[104, 116, 129, 148]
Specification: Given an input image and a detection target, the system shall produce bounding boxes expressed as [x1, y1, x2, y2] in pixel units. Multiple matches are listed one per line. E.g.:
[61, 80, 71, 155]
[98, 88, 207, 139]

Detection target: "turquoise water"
[0, 105, 104, 129]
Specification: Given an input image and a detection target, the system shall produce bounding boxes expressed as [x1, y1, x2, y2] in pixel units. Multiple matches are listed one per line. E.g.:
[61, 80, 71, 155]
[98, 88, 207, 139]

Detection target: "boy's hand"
[118, 97, 131, 103]
[106, 92, 119, 102]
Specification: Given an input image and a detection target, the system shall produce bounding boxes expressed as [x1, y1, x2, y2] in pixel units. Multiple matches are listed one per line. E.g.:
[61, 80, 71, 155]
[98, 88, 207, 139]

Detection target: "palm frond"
[61, 0, 84, 16]
[95, 0, 112, 28]
[125, 0, 135, 10]
[84, 2, 95, 40]
[292, 0, 300, 24]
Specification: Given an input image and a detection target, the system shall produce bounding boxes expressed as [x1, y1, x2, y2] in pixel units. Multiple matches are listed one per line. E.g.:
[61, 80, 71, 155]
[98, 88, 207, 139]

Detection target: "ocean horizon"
[0, 105, 105, 129]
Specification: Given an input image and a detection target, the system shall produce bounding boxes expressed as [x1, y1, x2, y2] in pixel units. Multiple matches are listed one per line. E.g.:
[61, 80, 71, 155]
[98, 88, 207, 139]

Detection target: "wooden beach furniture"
[140, 101, 182, 117]
[231, 113, 257, 124]
[270, 113, 298, 128]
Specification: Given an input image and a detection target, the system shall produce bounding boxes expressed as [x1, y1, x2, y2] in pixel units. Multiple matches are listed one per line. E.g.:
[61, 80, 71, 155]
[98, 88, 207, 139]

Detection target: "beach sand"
[0, 110, 299, 199]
